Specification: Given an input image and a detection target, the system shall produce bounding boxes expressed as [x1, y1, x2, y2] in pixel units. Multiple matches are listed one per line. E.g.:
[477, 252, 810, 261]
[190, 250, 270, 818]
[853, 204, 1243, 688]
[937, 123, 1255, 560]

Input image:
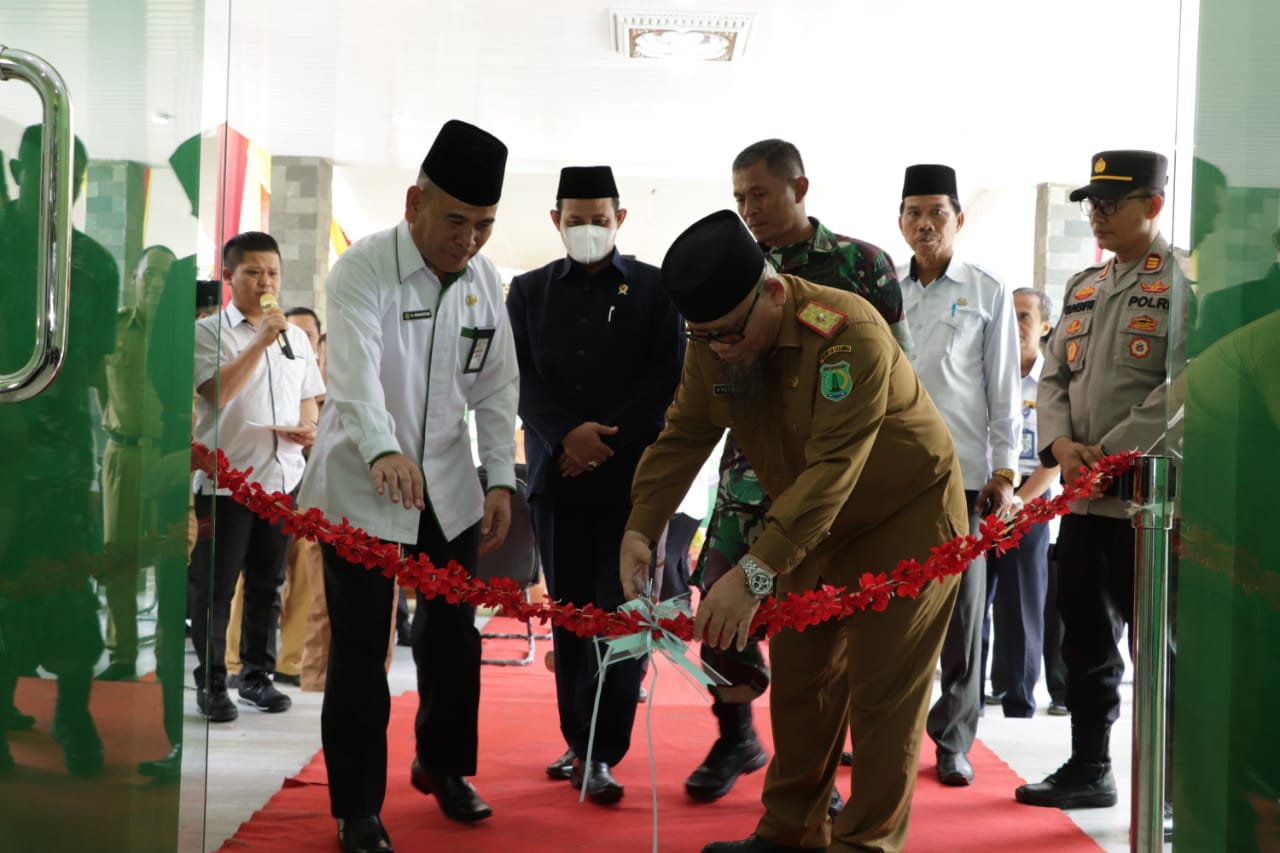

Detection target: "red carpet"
[221, 622, 1102, 852]
[0, 677, 179, 852]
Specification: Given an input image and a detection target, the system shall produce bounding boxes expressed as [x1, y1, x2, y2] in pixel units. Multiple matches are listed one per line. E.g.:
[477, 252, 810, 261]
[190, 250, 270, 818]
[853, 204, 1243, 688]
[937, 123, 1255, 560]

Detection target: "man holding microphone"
[191, 231, 324, 723]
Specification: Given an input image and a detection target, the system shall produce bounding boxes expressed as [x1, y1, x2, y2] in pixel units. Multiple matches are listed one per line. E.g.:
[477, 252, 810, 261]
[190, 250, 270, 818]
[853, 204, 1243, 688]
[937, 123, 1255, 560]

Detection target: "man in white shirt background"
[191, 231, 324, 724]
[980, 286, 1062, 719]
[896, 164, 1021, 787]
[298, 119, 518, 853]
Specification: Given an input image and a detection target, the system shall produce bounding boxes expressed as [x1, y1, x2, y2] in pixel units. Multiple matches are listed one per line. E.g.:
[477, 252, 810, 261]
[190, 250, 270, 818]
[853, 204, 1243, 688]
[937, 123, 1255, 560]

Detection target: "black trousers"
[927, 490, 986, 756]
[660, 512, 701, 602]
[1043, 545, 1068, 706]
[1056, 514, 1132, 726]
[531, 498, 642, 767]
[320, 510, 480, 820]
[981, 517, 1051, 717]
[189, 493, 290, 688]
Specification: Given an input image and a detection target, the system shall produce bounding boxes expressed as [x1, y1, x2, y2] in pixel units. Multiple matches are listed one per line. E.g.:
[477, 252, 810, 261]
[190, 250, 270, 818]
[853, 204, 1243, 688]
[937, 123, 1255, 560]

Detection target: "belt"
[106, 430, 158, 449]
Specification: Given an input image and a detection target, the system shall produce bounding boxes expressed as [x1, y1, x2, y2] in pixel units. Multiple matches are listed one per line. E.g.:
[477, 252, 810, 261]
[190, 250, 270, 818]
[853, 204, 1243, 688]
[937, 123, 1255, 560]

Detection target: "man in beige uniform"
[98, 245, 177, 682]
[620, 210, 966, 852]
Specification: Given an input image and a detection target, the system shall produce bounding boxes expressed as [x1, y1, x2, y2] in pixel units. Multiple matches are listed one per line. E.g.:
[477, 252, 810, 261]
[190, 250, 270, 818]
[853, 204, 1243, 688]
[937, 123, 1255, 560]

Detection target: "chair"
[474, 464, 545, 666]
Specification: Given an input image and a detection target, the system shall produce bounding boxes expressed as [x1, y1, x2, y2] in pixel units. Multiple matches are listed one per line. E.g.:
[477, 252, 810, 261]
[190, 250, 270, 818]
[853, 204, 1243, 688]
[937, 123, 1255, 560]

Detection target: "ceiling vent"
[610, 10, 755, 62]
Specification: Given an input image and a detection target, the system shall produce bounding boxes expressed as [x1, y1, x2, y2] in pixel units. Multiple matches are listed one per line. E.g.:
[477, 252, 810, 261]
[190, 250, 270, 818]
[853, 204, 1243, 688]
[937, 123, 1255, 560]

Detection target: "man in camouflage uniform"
[684, 139, 911, 809]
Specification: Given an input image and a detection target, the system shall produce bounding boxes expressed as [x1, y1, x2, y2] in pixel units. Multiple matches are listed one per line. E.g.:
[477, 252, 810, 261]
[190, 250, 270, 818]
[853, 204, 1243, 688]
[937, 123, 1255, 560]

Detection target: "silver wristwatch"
[740, 555, 776, 597]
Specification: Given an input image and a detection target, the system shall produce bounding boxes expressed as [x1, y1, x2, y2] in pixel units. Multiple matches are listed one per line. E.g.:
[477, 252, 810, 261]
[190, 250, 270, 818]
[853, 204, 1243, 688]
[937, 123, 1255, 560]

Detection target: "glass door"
[1173, 0, 1280, 849]
[0, 3, 225, 849]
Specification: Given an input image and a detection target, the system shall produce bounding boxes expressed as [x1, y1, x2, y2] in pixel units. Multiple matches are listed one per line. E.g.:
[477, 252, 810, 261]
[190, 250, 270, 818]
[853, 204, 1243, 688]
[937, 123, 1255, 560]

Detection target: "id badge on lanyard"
[461, 327, 495, 374]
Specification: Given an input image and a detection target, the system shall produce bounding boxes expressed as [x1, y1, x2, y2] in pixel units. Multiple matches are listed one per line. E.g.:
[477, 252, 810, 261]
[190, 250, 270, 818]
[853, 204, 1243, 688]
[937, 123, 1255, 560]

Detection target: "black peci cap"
[902, 164, 958, 199]
[661, 210, 765, 323]
[556, 165, 618, 200]
[421, 119, 508, 206]
[1069, 150, 1168, 201]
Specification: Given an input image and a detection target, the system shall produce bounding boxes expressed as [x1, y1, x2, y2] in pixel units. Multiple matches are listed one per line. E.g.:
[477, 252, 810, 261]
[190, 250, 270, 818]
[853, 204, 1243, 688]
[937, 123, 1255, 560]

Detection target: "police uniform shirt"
[1037, 233, 1186, 517]
[103, 307, 164, 445]
[507, 249, 684, 502]
[628, 275, 965, 594]
[897, 257, 1022, 490]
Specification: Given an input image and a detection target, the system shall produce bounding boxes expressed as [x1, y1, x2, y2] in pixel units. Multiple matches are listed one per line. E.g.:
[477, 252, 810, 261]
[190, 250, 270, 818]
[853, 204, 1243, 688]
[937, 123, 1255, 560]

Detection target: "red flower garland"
[192, 442, 1139, 641]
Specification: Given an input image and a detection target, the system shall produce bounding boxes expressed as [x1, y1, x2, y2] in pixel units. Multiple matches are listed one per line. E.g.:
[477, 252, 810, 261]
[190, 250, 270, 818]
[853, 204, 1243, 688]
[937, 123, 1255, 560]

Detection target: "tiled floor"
[184, 638, 1168, 853]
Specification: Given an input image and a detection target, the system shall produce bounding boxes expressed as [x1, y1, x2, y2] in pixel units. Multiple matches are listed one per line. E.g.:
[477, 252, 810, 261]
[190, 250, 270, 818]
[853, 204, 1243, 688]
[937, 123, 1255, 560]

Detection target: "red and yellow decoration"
[1129, 337, 1152, 359]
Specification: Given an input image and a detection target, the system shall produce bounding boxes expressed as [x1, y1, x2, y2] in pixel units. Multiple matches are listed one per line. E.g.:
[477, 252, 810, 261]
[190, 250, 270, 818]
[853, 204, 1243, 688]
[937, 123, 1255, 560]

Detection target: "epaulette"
[796, 301, 847, 338]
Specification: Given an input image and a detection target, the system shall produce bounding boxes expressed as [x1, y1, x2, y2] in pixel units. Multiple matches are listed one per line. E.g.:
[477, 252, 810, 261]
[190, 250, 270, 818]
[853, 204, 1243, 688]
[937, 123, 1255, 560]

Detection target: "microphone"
[259, 293, 296, 359]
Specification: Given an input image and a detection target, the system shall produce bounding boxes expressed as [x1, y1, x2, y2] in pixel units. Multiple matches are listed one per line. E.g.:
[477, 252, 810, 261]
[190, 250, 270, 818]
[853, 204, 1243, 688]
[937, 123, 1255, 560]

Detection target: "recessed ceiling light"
[611, 10, 754, 62]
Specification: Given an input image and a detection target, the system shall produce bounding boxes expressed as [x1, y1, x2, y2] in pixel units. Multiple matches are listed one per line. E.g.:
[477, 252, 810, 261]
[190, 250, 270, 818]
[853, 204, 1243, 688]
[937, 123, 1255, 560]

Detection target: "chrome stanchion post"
[1129, 455, 1173, 852]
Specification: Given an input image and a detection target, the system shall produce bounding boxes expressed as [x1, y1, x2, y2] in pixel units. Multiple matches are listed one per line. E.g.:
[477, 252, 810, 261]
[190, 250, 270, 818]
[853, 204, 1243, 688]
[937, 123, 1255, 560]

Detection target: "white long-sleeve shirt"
[298, 219, 519, 544]
[898, 256, 1021, 491]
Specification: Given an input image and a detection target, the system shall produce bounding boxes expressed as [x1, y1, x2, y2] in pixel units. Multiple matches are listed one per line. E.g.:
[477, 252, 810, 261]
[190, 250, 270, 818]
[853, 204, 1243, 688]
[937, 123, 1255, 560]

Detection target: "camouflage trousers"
[693, 435, 770, 700]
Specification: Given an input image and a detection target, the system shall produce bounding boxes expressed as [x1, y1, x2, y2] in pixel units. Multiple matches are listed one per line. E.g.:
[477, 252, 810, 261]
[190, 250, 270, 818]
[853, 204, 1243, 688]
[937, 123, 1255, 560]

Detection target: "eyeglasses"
[684, 283, 763, 344]
[1080, 193, 1154, 218]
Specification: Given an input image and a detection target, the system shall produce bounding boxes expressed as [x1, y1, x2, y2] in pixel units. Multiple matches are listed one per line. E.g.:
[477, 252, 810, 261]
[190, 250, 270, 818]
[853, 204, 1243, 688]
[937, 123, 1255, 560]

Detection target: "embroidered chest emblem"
[1128, 314, 1159, 332]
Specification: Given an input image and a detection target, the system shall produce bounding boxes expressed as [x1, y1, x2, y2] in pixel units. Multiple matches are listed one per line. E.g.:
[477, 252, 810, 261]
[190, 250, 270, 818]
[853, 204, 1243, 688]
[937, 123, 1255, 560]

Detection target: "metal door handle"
[0, 45, 73, 403]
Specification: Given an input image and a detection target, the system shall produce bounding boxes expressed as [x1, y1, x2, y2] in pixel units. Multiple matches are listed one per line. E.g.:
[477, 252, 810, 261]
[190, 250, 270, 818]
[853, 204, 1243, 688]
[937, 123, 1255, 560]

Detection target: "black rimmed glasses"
[1080, 193, 1154, 218]
[684, 282, 763, 344]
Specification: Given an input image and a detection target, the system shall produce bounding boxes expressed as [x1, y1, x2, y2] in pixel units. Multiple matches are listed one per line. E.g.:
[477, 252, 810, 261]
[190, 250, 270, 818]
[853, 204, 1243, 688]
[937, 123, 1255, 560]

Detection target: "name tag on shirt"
[461, 327, 495, 374]
[403, 309, 433, 321]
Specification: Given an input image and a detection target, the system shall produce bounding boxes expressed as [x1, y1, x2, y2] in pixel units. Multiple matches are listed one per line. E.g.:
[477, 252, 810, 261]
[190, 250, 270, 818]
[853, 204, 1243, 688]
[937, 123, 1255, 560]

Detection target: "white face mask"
[561, 223, 615, 265]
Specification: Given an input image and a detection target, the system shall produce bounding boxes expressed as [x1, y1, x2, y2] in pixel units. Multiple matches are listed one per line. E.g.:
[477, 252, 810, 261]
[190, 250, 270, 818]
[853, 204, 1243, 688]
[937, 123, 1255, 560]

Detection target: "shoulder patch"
[819, 361, 852, 401]
[796, 301, 847, 338]
[1143, 252, 1165, 273]
[819, 343, 853, 361]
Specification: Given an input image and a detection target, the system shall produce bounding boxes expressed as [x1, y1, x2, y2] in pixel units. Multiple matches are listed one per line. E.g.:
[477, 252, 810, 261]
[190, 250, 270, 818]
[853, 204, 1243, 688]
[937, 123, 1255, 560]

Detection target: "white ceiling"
[2, 0, 1193, 179]
[2, 0, 1214, 273]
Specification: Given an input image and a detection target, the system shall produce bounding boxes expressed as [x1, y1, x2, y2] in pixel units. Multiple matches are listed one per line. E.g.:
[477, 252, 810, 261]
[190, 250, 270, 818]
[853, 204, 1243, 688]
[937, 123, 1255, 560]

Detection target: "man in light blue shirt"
[897, 164, 1021, 787]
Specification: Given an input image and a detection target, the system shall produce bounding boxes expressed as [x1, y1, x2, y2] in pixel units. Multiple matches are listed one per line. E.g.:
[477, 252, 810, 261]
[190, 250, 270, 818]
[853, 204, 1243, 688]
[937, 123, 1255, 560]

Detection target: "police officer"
[298, 120, 518, 853]
[686, 139, 910, 811]
[1017, 150, 1185, 812]
[620, 210, 965, 853]
[506, 165, 684, 803]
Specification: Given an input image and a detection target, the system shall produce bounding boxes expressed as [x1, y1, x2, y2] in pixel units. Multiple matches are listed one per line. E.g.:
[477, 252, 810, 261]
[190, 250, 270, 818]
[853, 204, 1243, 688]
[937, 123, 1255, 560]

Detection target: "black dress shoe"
[839, 750, 853, 766]
[937, 751, 974, 786]
[569, 759, 624, 805]
[1015, 758, 1117, 808]
[703, 834, 825, 852]
[546, 748, 576, 780]
[1, 704, 35, 732]
[410, 758, 493, 822]
[50, 712, 104, 777]
[274, 672, 301, 687]
[138, 744, 182, 783]
[338, 815, 393, 852]
[828, 787, 844, 818]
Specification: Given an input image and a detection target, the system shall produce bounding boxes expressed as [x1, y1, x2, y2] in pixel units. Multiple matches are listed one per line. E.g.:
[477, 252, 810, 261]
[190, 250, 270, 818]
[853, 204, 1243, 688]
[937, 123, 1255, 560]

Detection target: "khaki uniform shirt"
[628, 275, 966, 594]
[1037, 234, 1187, 517]
[102, 308, 163, 443]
